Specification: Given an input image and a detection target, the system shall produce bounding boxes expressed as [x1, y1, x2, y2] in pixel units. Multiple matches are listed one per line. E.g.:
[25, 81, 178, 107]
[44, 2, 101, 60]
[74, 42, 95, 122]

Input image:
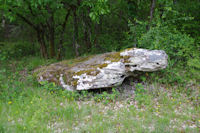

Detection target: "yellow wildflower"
[8, 101, 12, 105]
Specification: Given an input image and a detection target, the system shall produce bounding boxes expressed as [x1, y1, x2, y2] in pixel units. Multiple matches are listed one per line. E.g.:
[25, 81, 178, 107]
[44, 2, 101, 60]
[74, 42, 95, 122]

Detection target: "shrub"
[0, 42, 39, 60]
[131, 26, 200, 83]
[138, 26, 196, 63]
[187, 58, 200, 82]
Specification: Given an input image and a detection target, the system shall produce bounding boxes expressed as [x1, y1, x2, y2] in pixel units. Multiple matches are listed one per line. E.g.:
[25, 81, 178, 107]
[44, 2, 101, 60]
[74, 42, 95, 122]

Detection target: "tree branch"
[147, 0, 156, 30]
[9, 9, 38, 31]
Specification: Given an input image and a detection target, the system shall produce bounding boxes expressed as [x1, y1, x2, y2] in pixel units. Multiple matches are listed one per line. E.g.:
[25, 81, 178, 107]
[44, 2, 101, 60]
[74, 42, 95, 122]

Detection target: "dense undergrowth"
[0, 56, 199, 132]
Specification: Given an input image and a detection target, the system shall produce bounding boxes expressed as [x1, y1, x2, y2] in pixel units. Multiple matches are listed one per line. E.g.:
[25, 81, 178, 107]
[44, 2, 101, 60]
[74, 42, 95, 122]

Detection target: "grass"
[0, 56, 200, 133]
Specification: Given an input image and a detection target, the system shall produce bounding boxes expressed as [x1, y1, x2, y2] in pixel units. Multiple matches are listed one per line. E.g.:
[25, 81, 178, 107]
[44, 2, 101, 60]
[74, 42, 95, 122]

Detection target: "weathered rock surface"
[34, 48, 168, 91]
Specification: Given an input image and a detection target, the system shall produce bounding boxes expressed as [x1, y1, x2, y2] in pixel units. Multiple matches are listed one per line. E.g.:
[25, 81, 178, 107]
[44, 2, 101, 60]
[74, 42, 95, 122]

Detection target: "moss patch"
[98, 63, 108, 68]
[104, 52, 121, 62]
[74, 63, 108, 77]
[123, 55, 131, 63]
[60, 55, 94, 67]
[64, 63, 109, 86]
[70, 78, 79, 86]
[76, 69, 100, 76]
[104, 52, 131, 63]
[76, 63, 108, 75]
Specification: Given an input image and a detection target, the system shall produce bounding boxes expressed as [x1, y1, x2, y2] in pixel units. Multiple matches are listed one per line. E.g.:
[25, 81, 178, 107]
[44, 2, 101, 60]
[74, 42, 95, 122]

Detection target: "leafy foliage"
[138, 26, 195, 62]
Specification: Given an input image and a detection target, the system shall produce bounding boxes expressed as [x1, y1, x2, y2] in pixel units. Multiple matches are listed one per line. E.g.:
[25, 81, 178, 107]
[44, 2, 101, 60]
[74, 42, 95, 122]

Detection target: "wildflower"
[8, 101, 12, 105]
[30, 101, 33, 104]
[198, 120, 200, 122]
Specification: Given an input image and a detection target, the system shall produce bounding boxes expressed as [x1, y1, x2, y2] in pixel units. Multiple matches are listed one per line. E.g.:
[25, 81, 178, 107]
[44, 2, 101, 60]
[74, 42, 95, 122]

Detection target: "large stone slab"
[33, 48, 168, 91]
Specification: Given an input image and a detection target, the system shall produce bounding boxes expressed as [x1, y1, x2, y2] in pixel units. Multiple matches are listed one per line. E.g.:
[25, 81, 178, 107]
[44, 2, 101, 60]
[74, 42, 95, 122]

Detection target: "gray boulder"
[34, 48, 168, 91]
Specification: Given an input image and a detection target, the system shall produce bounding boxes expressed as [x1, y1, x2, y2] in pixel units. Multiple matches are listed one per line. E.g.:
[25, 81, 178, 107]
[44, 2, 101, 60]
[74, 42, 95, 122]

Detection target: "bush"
[187, 58, 200, 82]
[138, 26, 196, 63]
[0, 42, 39, 60]
[129, 26, 200, 83]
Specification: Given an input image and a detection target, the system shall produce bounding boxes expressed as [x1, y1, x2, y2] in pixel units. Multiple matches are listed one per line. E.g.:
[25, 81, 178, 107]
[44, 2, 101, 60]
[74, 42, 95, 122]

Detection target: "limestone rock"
[33, 48, 168, 91]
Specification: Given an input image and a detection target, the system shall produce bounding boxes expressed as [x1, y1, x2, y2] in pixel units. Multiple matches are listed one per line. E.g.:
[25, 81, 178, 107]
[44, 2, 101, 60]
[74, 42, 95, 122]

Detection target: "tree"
[0, 0, 73, 58]
[0, 0, 112, 58]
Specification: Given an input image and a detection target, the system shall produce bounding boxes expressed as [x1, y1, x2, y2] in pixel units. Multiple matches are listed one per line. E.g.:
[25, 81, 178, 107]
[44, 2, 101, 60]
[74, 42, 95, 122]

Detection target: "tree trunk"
[11, 10, 48, 58]
[48, 13, 56, 58]
[82, 12, 92, 52]
[73, 9, 79, 57]
[94, 23, 100, 50]
[49, 29, 55, 58]
[37, 31, 48, 58]
[57, 9, 71, 60]
[147, 0, 156, 30]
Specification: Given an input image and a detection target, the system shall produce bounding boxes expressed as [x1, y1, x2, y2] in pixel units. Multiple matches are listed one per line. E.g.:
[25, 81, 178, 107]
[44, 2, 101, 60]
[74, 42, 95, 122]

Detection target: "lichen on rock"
[33, 48, 168, 91]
